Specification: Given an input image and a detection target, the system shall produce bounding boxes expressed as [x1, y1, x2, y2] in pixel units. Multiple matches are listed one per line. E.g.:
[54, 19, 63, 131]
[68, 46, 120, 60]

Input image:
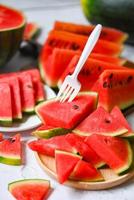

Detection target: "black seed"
[98, 66, 102, 71]
[8, 138, 16, 143]
[105, 118, 111, 123]
[127, 76, 133, 83]
[109, 73, 113, 79]
[48, 39, 57, 47]
[72, 105, 79, 110]
[71, 43, 79, 50]
[27, 85, 33, 89]
[103, 82, 108, 88]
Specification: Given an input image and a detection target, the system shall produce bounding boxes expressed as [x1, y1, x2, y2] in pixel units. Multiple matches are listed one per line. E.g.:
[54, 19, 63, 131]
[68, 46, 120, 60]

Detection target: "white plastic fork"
[56, 24, 102, 102]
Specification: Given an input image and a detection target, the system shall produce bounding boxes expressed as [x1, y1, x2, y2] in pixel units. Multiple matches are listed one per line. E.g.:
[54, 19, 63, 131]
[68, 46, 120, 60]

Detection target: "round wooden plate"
[35, 153, 134, 190]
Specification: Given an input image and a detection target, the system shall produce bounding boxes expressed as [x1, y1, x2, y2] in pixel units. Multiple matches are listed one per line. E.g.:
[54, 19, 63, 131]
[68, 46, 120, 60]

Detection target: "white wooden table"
[0, 1, 134, 199]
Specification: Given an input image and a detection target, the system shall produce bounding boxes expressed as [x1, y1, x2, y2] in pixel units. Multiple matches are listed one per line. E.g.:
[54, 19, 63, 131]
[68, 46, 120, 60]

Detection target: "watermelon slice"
[58, 55, 126, 91]
[0, 134, 22, 165]
[73, 107, 128, 137]
[0, 133, 3, 141]
[28, 135, 77, 157]
[54, 21, 128, 43]
[70, 160, 104, 182]
[111, 106, 134, 138]
[36, 92, 98, 129]
[0, 5, 26, 66]
[55, 150, 82, 183]
[0, 76, 22, 119]
[65, 133, 105, 168]
[25, 69, 45, 102]
[0, 83, 12, 126]
[8, 179, 50, 200]
[33, 124, 70, 139]
[23, 22, 40, 41]
[92, 69, 134, 111]
[85, 134, 132, 174]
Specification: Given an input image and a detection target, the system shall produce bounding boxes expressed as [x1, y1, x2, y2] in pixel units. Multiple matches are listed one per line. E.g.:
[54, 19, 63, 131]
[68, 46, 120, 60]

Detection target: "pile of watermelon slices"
[39, 21, 134, 111]
[28, 92, 134, 184]
[0, 68, 45, 126]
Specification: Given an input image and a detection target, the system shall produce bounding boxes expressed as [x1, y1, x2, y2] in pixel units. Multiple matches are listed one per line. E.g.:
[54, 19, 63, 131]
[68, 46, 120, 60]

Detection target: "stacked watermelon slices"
[0, 68, 45, 126]
[39, 21, 134, 111]
[29, 93, 134, 184]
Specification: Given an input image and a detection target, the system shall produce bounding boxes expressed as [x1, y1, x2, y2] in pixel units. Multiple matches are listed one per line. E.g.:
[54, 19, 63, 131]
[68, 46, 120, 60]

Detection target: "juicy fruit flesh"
[74, 106, 128, 136]
[36, 92, 98, 129]
[85, 134, 132, 174]
[9, 179, 50, 200]
[0, 5, 25, 30]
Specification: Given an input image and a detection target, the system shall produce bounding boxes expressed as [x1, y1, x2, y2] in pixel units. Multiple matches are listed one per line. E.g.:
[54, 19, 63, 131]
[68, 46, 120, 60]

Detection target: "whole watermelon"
[81, 0, 134, 44]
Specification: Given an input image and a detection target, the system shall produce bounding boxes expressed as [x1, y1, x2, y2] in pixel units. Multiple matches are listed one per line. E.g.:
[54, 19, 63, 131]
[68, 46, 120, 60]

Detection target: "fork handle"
[72, 24, 102, 79]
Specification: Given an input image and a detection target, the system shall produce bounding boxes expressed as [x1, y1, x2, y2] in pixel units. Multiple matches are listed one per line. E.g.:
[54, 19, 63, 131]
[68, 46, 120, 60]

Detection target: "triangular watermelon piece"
[28, 135, 77, 157]
[111, 106, 134, 138]
[55, 150, 82, 183]
[8, 179, 50, 200]
[70, 160, 104, 182]
[85, 134, 132, 174]
[0, 83, 12, 126]
[36, 92, 98, 129]
[0, 134, 22, 165]
[74, 106, 128, 136]
[65, 133, 105, 168]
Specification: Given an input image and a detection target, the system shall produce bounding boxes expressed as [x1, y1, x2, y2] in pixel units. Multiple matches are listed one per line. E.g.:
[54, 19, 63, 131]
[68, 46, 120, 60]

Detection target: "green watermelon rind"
[73, 128, 128, 137]
[33, 127, 70, 139]
[8, 179, 50, 192]
[35, 91, 98, 124]
[0, 156, 21, 165]
[120, 132, 134, 139]
[114, 140, 133, 174]
[0, 118, 12, 127]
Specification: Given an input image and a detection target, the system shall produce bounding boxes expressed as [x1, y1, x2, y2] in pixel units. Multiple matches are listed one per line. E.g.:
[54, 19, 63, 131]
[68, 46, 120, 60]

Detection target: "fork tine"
[56, 82, 68, 100]
[61, 87, 74, 102]
[68, 89, 79, 102]
[60, 85, 71, 102]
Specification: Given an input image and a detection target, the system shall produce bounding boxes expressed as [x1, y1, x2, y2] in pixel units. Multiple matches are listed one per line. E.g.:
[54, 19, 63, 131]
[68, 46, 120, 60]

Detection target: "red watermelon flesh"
[74, 106, 128, 136]
[25, 69, 45, 102]
[8, 179, 50, 200]
[0, 134, 22, 165]
[0, 133, 3, 141]
[18, 72, 35, 112]
[36, 92, 98, 129]
[55, 150, 81, 183]
[58, 55, 125, 91]
[92, 69, 134, 111]
[23, 22, 39, 41]
[0, 83, 12, 125]
[0, 76, 22, 119]
[54, 21, 128, 43]
[70, 160, 104, 181]
[65, 133, 105, 168]
[111, 106, 134, 138]
[28, 135, 77, 157]
[85, 134, 132, 174]
[0, 5, 25, 30]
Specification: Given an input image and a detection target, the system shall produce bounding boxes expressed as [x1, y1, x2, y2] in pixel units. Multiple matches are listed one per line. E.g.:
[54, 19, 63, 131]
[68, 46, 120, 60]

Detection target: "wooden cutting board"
[35, 153, 134, 190]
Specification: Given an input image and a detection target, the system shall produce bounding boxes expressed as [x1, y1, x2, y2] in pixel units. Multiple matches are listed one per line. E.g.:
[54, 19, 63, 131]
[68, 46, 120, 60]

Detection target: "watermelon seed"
[72, 104, 79, 110]
[103, 82, 108, 88]
[127, 76, 133, 83]
[48, 39, 57, 47]
[105, 118, 111, 123]
[71, 43, 79, 50]
[8, 138, 16, 143]
[98, 66, 102, 71]
[109, 73, 113, 79]
[27, 85, 33, 89]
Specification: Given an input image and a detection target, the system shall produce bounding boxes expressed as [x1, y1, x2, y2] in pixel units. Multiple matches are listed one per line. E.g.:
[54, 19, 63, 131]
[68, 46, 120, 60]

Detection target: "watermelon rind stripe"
[8, 179, 50, 191]
[114, 140, 133, 174]
[33, 127, 70, 139]
[0, 156, 21, 165]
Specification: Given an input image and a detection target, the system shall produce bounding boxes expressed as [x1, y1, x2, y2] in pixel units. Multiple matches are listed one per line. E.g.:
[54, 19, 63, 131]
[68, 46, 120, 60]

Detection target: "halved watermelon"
[0, 83, 12, 126]
[92, 69, 134, 111]
[33, 124, 70, 139]
[8, 179, 50, 200]
[23, 22, 40, 41]
[0, 4, 26, 66]
[73, 107, 128, 137]
[111, 106, 134, 138]
[85, 134, 132, 174]
[65, 133, 105, 168]
[54, 21, 128, 43]
[58, 55, 126, 91]
[70, 160, 104, 182]
[0, 134, 22, 165]
[55, 150, 82, 183]
[0, 76, 22, 119]
[28, 135, 77, 157]
[36, 92, 98, 129]
[25, 69, 45, 103]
